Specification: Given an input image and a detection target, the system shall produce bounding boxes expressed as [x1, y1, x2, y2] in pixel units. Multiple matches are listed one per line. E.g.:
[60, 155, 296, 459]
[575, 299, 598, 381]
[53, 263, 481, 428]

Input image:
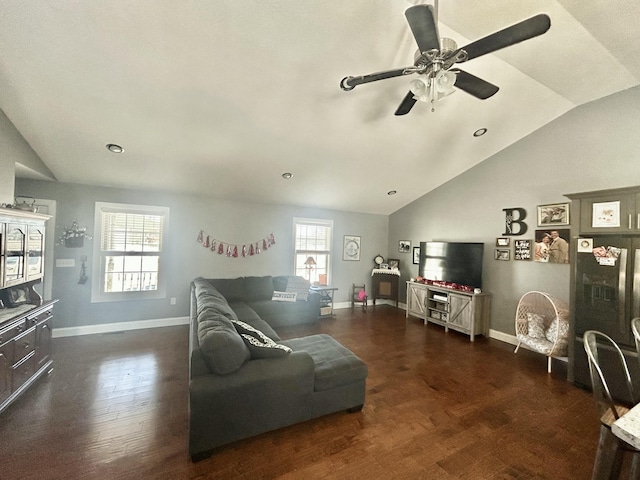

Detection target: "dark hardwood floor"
[0, 306, 604, 479]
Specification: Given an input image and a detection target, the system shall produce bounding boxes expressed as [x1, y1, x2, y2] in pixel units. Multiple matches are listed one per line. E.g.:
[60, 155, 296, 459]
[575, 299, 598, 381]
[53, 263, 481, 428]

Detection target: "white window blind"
[92, 203, 169, 302]
[294, 218, 332, 285]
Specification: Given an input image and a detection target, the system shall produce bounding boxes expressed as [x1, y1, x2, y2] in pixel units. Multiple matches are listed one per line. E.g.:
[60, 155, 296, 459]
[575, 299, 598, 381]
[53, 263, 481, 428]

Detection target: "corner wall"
[390, 85, 640, 336]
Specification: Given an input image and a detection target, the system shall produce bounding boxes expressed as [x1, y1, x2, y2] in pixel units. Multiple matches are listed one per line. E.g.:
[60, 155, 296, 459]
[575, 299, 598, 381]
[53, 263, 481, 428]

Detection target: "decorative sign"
[503, 208, 528, 236]
[514, 239, 532, 260]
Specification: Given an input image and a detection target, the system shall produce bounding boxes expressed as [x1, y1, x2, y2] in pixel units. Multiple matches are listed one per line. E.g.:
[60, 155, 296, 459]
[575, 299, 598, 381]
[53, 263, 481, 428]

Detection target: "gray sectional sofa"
[189, 276, 368, 461]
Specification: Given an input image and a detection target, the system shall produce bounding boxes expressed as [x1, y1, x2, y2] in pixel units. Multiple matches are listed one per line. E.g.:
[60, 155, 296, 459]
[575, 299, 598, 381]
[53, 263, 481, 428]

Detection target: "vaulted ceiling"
[1, 1, 639, 214]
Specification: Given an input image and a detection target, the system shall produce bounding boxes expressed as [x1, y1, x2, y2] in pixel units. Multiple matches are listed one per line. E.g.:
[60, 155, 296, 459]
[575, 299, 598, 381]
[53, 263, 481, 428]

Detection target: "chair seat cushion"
[517, 332, 568, 356]
[283, 334, 368, 392]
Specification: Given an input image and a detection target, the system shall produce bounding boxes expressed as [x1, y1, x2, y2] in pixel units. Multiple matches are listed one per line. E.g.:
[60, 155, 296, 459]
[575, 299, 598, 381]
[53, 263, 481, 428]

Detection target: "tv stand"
[406, 282, 490, 341]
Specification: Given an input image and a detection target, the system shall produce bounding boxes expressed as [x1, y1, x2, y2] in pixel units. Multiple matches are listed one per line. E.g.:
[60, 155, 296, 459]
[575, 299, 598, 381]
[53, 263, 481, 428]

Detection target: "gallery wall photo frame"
[537, 202, 570, 227]
[514, 239, 532, 260]
[413, 246, 420, 264]
[592, 200, 621, 228]
[399, 240, 411, 253]
[495, 249, 510, 261]
[496, 237, 510, 247]
[343, 235, 361, 261]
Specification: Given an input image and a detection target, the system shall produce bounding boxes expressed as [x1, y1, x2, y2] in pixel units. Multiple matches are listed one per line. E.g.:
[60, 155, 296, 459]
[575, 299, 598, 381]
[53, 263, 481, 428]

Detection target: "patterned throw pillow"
[231, 319, 292, 358]
[527, 313, 546, 339]
[271, 291, 297, 302]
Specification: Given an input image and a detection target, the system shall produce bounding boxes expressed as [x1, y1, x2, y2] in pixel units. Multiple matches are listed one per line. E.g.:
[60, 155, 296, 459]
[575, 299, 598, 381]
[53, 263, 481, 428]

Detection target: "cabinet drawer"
[12, 328, 36, 365]
[26, 308, 53, 328]
[11, 351, 36, 392]
[0, 319, 27, 344]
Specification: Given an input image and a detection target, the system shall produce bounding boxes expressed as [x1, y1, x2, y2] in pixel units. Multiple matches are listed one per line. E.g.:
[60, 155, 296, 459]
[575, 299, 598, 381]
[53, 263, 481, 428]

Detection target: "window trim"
[91, 202, 170, 303]
[293, 217, 333, 285]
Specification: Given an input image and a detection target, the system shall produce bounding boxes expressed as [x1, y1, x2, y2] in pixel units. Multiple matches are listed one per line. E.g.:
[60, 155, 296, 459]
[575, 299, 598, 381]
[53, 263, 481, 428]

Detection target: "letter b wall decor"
[503, 208, 528, 236]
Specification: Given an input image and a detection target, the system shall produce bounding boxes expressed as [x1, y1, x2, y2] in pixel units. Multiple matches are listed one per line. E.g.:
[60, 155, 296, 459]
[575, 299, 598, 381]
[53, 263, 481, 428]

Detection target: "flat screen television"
[418, 241, 484, 289]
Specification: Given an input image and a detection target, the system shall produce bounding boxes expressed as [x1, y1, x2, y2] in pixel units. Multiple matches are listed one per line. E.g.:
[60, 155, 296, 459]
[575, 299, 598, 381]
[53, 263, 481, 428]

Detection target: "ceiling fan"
[340, 4, 551, 114]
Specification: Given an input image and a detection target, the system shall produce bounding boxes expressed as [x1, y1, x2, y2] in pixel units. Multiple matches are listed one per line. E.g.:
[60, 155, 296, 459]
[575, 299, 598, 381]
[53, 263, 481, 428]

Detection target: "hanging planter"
[58, 221, 92, 248]
[64, 236, 84, 248]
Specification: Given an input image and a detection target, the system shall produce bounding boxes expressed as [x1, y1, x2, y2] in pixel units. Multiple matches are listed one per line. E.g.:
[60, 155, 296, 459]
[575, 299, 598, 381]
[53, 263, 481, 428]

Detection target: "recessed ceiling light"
[106, 143, 124, 153]
[282, 172, 293, 179]
[473, 128, 487, 137]
[387, 190, 397, 196]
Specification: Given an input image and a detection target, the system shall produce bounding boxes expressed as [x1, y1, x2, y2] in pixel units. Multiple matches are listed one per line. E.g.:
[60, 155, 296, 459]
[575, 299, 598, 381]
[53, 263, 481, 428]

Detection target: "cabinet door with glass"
[3, 224, 27, 287]
[26, 225, 45, 281]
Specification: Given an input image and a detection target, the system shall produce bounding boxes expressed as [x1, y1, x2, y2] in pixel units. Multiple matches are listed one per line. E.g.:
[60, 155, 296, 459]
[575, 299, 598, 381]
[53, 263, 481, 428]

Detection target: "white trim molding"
[52, 316, 189, 338]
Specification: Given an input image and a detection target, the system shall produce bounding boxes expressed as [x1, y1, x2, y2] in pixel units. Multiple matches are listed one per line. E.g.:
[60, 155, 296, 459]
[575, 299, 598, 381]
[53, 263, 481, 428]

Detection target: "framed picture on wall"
[413, 246, 420, 264]
[537, 202, 570, 227]
[343, 235, 361, 261]
[399, 240, 411, 253]
[495, 249, 510, 261]
[535, 228, 570, 263]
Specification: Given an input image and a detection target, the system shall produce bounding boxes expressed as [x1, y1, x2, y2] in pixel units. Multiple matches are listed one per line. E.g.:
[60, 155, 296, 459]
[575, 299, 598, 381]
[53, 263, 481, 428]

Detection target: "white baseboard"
[52, 316, 189, 338]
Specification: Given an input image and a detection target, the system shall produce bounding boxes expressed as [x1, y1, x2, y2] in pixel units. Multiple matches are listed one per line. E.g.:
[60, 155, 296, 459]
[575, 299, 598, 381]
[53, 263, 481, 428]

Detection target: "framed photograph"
[343, 235, 361, 261]
[592, 201, 620, 228]
[388, 258, 399, 270]
[495, 249, 510, 261]
[534, 228, 570, 263]
[577, 238, 593, 253]
[413, 246, 420, 265]
[514, 239, 532, 260]
[1, 284, 31, 307]
[496, 237, 510, 247]
[537, 202, 570, 227]
[399, 240, 411, 253]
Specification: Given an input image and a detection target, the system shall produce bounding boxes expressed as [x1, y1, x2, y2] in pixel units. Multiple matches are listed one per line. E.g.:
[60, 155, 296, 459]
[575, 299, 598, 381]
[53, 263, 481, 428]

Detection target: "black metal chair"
[583, 330, 640, 479]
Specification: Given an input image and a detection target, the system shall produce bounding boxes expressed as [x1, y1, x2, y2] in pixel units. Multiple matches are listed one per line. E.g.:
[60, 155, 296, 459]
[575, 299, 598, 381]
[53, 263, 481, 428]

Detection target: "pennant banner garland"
[197, 230, 276, 258]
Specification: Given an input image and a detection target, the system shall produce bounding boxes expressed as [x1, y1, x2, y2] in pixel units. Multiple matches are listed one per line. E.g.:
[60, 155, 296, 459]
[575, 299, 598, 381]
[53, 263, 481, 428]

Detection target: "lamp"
[410, 70, 457, 112]
[304, 256, 316, 281]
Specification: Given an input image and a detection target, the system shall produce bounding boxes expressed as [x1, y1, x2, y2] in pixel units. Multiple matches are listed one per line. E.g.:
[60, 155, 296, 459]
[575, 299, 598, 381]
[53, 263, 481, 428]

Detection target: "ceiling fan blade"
[405, 5, 440, 53]
[453, 69, 499, 99]
[394, 92, 417, 116]
[340, 68, 408, 91]
[458, 14, 550, 62]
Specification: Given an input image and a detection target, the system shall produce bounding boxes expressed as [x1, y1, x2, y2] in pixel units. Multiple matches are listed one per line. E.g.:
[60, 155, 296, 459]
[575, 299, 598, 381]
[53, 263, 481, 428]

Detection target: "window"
[294, 218, 332, 285]
[91, 202, 169, 302]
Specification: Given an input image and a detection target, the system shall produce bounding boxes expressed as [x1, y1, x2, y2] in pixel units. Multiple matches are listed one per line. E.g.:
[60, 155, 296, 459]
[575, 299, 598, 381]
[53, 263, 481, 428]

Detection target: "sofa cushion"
[229, 302, 280, 340]
[283, 334, 368, 392]
[197, 313, 250, 375]
[273, 276, 288, 292]
[243, 276, 274, 302]
[285, 276, 310, 301]
[206, 277, 245, 302]
[231, 319, 292, 358]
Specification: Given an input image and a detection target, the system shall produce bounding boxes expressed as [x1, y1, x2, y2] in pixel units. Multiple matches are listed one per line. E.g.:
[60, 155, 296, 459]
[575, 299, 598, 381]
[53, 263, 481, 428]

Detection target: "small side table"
[310, 286, 338, 318]
[371, 270, 400, 307]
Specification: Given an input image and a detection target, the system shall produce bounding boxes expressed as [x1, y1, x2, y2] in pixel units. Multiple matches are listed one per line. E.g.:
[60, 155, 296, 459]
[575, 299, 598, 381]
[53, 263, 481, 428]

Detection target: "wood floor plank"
[0, 306, 611, 479]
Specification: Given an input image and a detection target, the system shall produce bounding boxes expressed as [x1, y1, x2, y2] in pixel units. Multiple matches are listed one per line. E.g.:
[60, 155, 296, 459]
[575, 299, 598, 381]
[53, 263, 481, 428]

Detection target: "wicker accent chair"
[583, 330, 640, 479]
[514, 291, 570, 373]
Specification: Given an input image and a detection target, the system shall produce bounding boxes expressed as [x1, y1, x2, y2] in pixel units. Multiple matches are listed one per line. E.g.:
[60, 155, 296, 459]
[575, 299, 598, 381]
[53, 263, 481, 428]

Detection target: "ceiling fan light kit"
[340, 5, 551, 115]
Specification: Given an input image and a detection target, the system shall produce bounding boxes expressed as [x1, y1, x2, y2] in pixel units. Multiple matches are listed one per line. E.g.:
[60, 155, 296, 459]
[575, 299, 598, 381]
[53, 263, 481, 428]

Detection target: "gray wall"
[390, 85, 640, 335]
[14, 179, 388, 328]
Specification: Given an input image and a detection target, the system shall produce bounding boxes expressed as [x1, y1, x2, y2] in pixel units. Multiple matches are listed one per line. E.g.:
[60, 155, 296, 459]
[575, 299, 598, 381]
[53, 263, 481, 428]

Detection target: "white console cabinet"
[406, 281, 490, 342]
